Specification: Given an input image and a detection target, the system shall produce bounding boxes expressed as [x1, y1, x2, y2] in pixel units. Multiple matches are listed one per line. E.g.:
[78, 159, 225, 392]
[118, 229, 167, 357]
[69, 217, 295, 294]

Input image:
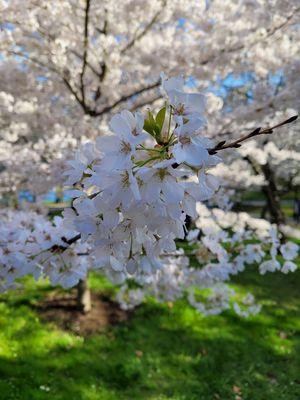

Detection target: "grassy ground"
[0, 266, 299, 400]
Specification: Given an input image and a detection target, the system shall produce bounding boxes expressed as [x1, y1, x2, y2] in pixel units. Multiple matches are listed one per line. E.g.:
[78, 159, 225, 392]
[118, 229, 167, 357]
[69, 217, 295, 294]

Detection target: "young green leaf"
[143, 111, 157, 136]
[155, 107, 166, 132]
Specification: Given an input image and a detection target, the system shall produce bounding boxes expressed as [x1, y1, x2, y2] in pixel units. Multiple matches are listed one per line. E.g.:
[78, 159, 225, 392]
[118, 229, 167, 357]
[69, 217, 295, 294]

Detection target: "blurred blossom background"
[0, 1, 299, 399]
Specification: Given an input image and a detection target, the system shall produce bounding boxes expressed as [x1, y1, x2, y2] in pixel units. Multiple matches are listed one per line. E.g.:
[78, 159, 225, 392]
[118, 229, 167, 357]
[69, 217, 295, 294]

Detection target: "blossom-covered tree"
[208, 71, 300, 225]
[0, 75, 298, 315]
[0, 0, 299, 313]
[1, 0, 299, 196]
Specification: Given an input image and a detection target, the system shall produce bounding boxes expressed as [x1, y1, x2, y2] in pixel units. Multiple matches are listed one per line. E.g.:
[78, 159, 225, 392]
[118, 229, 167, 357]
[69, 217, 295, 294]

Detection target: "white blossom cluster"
[62, 75, 221, 282]
[1, 0, 299, 206]
[0, 209, 88, 292]
[116, 203, 299, 316]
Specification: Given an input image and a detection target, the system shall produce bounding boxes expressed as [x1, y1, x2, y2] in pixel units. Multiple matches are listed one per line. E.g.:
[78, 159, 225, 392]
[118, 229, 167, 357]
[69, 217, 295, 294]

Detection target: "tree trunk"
[260, 202, 268, 219]
[244, 156, 286, 226]
[293, 189, 300, 223]
[76, 278, 92, 313]
[261, 163, 286, 225]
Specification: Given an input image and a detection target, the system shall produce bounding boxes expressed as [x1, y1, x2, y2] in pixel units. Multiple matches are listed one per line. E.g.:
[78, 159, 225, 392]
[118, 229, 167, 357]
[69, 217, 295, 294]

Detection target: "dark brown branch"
[70, 49, 100, 77]
[244, 156, 286, 227]
[93, 80, 160, 116]
[49, 233, 81, 254]
[94, 10, 109, 101]
[130, 94, 161, 111]
[98, 14, 108, 83]
[9, 51, 58, 74]
[62, 76, 86, 112]
[79, 0, 91, 105]
[61, 234, 81, 246]
[95, 8, 298, 116]
[208, 115, 298, 154]
[10, 50, 90, 114]
[8, 5, 299, 122]
[121, 0, 167, 54]
[48, 190, 101, 253]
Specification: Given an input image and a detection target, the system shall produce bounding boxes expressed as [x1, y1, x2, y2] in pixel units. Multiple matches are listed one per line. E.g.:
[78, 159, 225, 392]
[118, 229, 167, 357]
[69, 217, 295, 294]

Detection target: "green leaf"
[147, 111, 156, 125]
[153, 124, 161, 136]
[143, 119, 154, 136]
[143, 111, 159, 137]
[155, 107, 166, 132]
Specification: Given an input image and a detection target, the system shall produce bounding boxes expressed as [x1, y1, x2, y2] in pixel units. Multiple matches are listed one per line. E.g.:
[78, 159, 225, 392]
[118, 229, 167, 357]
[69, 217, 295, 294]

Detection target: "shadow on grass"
[0, 267, 299, 399]
[0, 297, 299, 400]
[232, 266, 300, 304]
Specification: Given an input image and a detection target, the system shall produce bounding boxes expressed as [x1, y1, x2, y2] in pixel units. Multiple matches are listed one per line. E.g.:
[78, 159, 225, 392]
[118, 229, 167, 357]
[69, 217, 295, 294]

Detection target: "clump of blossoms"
[116, 203, 299, 316]
[0, 209, 89, 292]
[62, 75, 221, 283]
[0, 75, 298, 317]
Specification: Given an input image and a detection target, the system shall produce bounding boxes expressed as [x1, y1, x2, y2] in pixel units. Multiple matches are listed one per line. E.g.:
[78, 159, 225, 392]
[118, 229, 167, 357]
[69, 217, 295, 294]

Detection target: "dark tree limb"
[70, 49, 100, 77]
[244, 156, 286, 228]
[93, 80, 160, 116]
[79, 0, 91, 106]
[76, 278, 92, 313]
[208, 115, 298, 154]
[94, 9, 109, 102]
[121, 0, 167, 54]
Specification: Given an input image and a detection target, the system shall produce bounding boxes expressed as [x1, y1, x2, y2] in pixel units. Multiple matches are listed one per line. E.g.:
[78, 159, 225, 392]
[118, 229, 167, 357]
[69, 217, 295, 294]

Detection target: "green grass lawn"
[0, 266, 299, 400]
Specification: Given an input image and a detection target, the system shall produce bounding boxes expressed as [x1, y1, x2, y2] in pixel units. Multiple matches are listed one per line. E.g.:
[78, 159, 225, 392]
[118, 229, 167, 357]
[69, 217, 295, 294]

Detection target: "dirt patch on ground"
[36, 292, 130, 336]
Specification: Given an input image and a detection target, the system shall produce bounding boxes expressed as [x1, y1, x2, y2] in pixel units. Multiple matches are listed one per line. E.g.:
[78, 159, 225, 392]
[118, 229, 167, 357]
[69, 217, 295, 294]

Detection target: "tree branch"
[8, 51, 58, 74]
[79, 0, 91, 106]
[62, 76, 86, 113]
[94, 10, 109, 102]
[208, 115, 298, 154]
[200, 6, 300, 66]
[94, 7, 299, 117]
[70, 49, 100, 77]
[130, 94, 161, 111]
[121, 0, 167, 54]
[93, 80, 160, 116]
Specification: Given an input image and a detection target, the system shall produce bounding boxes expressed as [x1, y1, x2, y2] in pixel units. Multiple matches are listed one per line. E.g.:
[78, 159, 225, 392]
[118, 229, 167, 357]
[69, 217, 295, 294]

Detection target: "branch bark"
[92, 80, 160, 116]
[244, 156, 286, 226]
[261, 163, 286, 225]
[121, 0, 167, 54]
[76, 278, 92, 313]
[79, 0, 91, 106]
[208, 115, 298, 154]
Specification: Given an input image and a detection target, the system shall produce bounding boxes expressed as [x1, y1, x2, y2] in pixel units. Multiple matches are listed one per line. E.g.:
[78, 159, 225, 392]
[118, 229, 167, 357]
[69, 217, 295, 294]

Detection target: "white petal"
[186, 143, 209, 166]
[135, 112, 144, 134]
[110, 256, 124, 272]
[281, 261, 297, 274]
[126, 259, 138, 274]
[173, 144, 187, 164]
[143, 180, 161, 203]
[109, 114, 131, 137]
[162, 75, 184, 94]
[128, 171, 141, 201]
[163, 178, 184, 203]
[120, 110, 135, 130]
[183, 193, 197, 219]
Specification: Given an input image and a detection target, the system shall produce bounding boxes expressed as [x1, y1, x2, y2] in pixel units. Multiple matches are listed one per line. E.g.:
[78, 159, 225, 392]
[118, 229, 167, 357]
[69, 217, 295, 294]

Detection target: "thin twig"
[79, 0, 91, 106]
[94, 81, 160, 115]
[121, 0, 167, 54]
[208, 115, 298, 155]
